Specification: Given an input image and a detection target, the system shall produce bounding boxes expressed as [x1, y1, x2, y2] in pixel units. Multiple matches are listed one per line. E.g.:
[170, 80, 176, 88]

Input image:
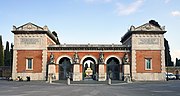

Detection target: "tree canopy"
[4, 41, 11, 66]
[0, 35, 4, 66]
[164, 38, 174, 66]
[149, 20, 161, 28]
[175, 58, 180, 66]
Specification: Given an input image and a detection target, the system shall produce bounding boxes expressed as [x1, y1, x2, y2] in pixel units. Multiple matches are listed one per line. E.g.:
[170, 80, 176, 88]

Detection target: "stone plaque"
[20, 38, 41, 45]
[138, 38, 159, 45]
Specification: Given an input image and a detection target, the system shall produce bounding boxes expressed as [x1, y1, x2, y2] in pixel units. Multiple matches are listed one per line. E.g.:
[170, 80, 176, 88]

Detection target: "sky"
[0, 0, 180, 62]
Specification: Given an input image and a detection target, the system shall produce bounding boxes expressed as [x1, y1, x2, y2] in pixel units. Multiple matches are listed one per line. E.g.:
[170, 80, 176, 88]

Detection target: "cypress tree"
[0, 35, 4, 66]
[10, 43, 14, 67]
[175, 58, 180, 66]
[164, 38, 173, 66]
[4, 41, 10, 66]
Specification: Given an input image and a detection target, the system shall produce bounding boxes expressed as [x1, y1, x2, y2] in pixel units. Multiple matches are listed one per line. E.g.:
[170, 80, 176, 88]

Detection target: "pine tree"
[0, 35, 4, 66]
[4, 41, 11, 66]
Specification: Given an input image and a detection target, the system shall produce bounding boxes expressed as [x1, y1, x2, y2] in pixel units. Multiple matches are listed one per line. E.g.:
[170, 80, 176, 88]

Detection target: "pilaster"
[73, 63, 81, 81]
[161, 50, 166, 73]
[131, 50, 136, 81]
[98, 63, 106, 81]
[12, 50, 17, 79]
[48, 63, 56, 81]
[42, 50, 47, 80]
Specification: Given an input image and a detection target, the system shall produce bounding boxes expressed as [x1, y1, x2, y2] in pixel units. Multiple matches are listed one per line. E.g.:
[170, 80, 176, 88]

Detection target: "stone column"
[72, 52, 81, 81]
[98, 52, 106, 81]
[98, 63, 106, 81]
[122, 53, 131, 82]
[131, 50, 136, 81]
[73, 63, 80, 81]
[48, 64, 56, 83]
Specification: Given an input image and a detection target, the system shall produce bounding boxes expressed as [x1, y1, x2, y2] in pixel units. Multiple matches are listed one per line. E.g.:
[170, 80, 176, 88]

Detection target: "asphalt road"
[0, 80, 180, 96]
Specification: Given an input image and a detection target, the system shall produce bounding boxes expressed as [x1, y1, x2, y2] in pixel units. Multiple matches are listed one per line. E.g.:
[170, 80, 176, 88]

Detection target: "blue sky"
[0, 0, 180, 62]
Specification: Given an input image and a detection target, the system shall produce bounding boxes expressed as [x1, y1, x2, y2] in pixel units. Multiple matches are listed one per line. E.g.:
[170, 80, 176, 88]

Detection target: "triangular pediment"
[13, 22, 48, 31]
[130, 23, 165, 31]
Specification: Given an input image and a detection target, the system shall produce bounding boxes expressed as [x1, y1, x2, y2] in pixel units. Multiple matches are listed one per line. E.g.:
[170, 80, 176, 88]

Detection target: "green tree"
[164, 38, 173, 66]
[4, 41, 11, 66]
[0, 35, 4, 66]
[175, 58, 180, 66]
[10, 43, 14, 67]
[52, 31, 60, 45]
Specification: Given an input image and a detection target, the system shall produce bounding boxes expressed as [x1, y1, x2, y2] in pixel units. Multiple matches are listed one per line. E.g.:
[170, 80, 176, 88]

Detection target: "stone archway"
[58, 57, 73, 80]
[81, 57, 98, 80]
[106, 57, 121, 80]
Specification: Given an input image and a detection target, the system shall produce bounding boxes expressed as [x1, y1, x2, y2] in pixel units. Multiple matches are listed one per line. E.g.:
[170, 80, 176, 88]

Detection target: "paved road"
[0, 80, 180, 96]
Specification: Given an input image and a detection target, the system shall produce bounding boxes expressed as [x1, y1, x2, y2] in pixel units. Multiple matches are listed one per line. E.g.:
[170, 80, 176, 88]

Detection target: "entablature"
[48, 44, 130, 51]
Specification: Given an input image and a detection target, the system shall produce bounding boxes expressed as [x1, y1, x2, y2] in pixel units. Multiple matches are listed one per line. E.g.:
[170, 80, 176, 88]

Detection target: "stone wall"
[47, 51, 125, 81]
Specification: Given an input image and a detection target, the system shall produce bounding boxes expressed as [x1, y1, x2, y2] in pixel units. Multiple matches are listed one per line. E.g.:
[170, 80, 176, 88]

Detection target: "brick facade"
[136, 50, 161, 73]
[11, 21, 167, 81]
[17, 50, 43, 73]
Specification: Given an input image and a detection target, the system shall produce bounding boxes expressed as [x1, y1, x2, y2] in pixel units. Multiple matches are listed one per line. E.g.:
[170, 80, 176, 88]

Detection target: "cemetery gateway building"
[11, 20, 166, 81]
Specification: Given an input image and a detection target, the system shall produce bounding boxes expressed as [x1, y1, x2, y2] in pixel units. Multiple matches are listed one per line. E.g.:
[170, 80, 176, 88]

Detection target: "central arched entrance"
[82, 57, 97, 80]
[106, 57, 120, 80]
[59, 57, 72, 80]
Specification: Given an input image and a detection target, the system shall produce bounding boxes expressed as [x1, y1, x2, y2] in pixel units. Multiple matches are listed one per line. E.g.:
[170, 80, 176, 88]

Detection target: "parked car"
[175, 74, 180, 80]
[166, 73, 176, 80]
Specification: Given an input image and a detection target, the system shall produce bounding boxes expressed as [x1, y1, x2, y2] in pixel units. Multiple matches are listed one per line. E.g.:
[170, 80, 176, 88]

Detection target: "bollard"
[126, 76, 129, 83]
[67, 77, 70, 85]
[108, 77, 111, 85]
[48, 73, 53, 84]
[108, 70, 112, 85]
[49, 76, 52, 84]
[125, 75, 131, 83]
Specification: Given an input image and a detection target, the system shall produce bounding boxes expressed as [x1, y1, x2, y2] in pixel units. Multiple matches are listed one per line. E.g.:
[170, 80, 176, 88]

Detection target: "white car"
[166, 73, 176, 80]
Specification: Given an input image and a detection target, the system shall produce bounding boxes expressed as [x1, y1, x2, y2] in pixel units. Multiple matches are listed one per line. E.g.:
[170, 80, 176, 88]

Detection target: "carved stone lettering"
[20, 38, 41, 45]
[138, 38, 159, 45]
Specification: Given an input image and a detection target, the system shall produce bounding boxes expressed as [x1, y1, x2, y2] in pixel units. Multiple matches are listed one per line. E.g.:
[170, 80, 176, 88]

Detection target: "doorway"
[59, 57, 72, 80]
[82, 57, 97, 80]
[107, 57, 120, 80]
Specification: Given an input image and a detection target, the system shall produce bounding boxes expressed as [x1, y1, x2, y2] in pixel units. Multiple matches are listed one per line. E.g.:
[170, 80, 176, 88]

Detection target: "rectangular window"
[26, 58, 33, 70]
[145, 58, 152, 70]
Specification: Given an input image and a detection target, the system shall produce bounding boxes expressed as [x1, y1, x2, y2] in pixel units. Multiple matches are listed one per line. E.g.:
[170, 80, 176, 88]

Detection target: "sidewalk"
[53, 80, 127, 85]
